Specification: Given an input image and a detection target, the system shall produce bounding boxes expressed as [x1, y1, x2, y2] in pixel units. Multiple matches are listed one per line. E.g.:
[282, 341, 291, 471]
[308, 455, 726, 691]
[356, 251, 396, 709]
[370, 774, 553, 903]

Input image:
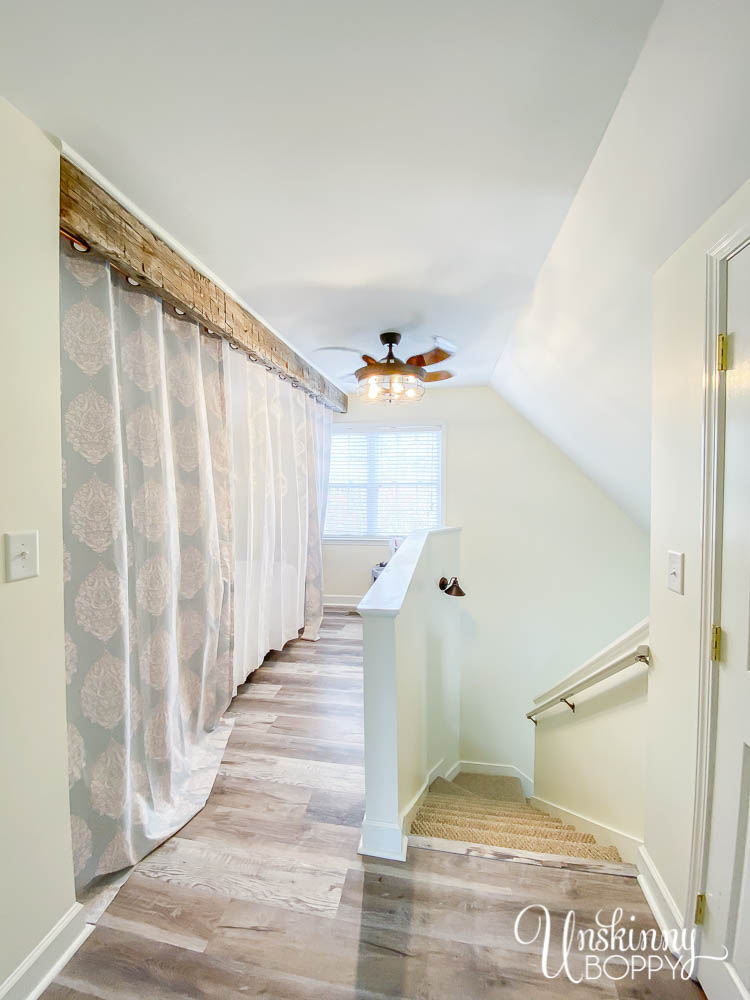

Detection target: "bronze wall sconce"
[438, 576, 465, 597]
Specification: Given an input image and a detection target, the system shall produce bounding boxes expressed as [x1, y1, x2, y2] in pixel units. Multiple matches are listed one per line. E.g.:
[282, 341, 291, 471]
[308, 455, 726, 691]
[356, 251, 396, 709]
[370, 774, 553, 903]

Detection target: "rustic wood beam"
[59, 157, 347, 412]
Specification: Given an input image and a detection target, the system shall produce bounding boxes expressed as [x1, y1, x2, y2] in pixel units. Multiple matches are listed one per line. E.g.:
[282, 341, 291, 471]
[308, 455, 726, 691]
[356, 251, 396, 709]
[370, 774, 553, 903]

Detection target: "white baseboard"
[447, 760, 535, 799]
[358, 819, 407, 862]
[637, 846, 685, 945]
[359, 758, 457, 863]
[324, 595, 363, 611]
[0, 903, 92, 1000]
[398, 758, 453, 835]
[530, 796, 643, 865]
[359, 760, 535, 864]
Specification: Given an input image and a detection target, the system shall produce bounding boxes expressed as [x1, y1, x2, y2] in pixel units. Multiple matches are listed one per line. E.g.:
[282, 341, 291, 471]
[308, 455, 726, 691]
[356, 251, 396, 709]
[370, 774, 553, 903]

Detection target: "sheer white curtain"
[61, 238, 332, 890]
[302, 393, 331, 641]
[226, 344, 331, 689]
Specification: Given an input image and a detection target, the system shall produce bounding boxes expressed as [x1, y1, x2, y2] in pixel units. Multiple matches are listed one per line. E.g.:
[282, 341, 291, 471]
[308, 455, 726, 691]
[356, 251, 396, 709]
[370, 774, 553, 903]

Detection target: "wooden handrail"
[526, 645, 650, 724]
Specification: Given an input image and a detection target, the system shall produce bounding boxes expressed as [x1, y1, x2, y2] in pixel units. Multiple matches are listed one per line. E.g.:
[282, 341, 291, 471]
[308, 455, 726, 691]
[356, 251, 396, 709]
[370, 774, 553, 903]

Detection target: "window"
[324, 425, 443, 538]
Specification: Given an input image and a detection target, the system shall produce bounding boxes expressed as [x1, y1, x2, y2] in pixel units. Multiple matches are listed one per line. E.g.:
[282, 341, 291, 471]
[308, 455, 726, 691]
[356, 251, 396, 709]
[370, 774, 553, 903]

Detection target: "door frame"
[688, 221, 750, 945]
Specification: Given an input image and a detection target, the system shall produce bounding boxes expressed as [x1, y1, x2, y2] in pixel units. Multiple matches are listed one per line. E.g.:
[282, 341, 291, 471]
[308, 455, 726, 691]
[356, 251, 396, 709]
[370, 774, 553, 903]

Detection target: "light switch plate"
[4, 531, 39, 582]
[667, 550, 684, 595]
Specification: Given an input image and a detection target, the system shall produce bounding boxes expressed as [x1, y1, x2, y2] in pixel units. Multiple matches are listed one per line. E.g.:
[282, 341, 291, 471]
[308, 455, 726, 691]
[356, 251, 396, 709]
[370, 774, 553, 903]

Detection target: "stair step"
[408, 834, 632, 874]
[423, 795, 542, 817]
[417, 774, 623, 865]
[414, 812, 577, 839]
[451, 773, 526, 803]
[424, 791, 536, 810]
[409, 819, 621, 861]
[428, 776, 477, 798]
[414, 811, 596, 844]
[416, 806, 569, 831]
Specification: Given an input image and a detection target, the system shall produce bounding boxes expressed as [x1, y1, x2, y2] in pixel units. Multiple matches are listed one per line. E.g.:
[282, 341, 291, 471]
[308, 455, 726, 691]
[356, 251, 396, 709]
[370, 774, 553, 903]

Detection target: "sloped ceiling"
[8, 1, 749, 529]
[0, 0, 656, 387]
[492, 0, 750, 528]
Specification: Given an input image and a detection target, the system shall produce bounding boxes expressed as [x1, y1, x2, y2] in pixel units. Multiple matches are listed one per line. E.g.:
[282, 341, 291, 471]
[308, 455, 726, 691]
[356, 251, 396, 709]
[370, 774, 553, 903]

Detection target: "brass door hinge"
[711, 625, 722, 662]
[695, 893, 707, 925]
[718, 332, 729, 372]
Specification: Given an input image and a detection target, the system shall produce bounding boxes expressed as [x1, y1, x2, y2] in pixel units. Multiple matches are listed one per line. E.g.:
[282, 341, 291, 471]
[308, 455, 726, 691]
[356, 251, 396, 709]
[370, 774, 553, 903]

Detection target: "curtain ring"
[60, 227, 91, 253]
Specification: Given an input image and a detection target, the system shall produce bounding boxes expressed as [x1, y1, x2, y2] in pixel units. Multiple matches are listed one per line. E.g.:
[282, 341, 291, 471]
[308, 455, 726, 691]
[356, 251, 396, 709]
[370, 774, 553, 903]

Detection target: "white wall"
[532, 621, 649, 864]
[323, 541, 389, 607]
[0, 99, 80, 991]
[325, 388, 649, 781]
[493, 0, 750, 528]
[647, 174, 750, 925]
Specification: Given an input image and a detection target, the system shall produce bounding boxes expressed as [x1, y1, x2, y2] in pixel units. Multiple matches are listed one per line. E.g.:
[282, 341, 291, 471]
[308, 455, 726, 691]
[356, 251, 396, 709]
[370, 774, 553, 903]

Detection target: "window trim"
[323, 421, 446, 543]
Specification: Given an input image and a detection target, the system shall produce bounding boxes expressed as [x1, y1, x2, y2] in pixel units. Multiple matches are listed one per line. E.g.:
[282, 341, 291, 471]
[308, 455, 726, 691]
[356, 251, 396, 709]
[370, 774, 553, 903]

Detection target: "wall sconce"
[438, 576, 465, 597]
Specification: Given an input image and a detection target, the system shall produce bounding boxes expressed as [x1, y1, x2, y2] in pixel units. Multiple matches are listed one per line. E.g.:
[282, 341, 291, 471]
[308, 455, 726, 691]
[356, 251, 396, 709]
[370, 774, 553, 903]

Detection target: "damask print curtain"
[60, 239, 331, 890]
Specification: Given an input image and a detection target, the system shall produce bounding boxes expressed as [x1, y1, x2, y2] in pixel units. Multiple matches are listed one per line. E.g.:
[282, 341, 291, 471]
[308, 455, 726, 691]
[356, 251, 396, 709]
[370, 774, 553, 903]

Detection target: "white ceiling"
[0, 0, 657, 386]
[492, 0, 750, 528]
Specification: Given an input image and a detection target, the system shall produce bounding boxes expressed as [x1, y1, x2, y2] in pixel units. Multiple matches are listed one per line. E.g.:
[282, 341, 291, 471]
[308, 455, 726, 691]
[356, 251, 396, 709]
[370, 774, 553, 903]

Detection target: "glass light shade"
[358, 371, 425, 403]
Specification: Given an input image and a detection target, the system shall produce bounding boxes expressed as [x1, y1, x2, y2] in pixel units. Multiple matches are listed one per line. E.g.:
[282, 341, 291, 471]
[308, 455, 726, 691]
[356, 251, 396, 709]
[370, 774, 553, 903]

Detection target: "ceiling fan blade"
[361, 354, 378, 364]
[407, 347, 453, 367]
[424, 370, 454, 382]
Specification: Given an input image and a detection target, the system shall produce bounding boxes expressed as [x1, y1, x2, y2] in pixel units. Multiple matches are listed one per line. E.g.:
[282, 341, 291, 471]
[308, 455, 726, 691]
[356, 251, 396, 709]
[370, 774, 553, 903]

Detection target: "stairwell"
[409, 774, 622, 863]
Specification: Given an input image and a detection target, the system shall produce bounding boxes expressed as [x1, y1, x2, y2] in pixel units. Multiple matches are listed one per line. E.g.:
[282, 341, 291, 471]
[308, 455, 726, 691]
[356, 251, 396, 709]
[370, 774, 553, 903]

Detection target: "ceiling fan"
[337, 331, 455, 403]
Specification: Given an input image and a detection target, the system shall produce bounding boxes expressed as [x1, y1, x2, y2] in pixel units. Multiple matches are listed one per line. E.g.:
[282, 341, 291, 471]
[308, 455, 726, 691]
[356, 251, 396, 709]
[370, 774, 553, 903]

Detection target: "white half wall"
[324, 389, 649, 781]
[358, 528, 461, 860]
[0, 99, 81, 995]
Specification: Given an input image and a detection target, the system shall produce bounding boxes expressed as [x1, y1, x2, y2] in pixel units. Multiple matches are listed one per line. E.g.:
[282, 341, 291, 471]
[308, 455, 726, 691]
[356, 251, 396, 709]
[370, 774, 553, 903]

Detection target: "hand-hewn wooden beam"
[59, 157, 347, 412]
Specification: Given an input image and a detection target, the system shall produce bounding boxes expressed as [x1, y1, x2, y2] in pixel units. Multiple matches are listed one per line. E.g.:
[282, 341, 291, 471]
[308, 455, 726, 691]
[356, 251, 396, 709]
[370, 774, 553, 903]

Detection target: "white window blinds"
[324, 425, 443, 538]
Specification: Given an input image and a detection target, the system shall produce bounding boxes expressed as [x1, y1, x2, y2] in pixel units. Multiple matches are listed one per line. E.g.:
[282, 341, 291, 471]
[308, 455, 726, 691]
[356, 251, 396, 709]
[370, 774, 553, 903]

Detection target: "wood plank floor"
[44, 611, 704, 999]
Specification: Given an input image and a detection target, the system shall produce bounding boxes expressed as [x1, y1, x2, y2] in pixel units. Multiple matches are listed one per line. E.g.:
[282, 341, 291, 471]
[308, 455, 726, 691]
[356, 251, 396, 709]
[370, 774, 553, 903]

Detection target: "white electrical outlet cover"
[4, 530, 40, 582]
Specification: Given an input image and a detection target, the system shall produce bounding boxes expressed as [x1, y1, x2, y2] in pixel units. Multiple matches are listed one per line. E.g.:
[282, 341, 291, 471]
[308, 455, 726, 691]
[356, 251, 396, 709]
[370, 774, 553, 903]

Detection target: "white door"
[699, 243, 750, 1000]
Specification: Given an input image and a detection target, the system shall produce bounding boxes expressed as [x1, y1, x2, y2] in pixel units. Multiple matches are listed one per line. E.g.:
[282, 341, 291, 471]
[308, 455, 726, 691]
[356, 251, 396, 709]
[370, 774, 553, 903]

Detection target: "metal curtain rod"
[58, 228, 310, 395]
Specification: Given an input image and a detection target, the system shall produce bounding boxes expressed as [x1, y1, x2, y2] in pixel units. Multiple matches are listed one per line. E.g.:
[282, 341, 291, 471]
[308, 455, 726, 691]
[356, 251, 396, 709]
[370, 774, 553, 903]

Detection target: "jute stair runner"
[415, 807, 577, 835]
[421, 795, 554, 820]
[411, 777, 622, 863]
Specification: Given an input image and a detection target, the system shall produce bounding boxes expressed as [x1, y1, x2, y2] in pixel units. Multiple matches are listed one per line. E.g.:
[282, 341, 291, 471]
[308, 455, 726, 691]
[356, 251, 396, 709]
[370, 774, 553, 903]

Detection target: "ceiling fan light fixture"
[352, 331, 451, 403]
[357, 368, 425, 403]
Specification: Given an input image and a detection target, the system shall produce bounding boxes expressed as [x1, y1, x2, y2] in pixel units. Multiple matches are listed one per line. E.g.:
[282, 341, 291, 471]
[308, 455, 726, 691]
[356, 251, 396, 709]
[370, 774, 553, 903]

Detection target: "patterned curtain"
[61, 239, 330, 889]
